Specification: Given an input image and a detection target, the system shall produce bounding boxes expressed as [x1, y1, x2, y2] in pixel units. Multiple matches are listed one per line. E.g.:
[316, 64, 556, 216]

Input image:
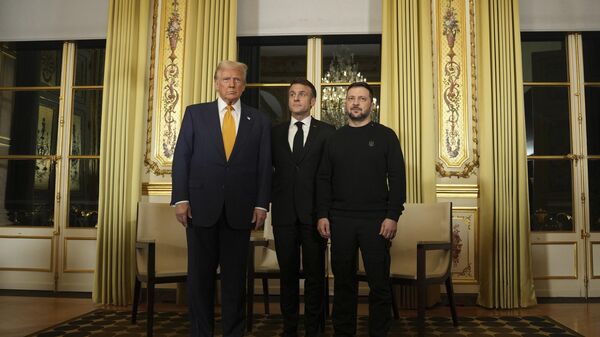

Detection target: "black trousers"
[186, 209, 250, 337]
[273, 220, 326, 337]
[330, 215, 392, 337]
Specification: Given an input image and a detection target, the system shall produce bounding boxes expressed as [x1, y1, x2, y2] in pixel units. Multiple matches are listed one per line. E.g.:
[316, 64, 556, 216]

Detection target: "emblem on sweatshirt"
[368, 140, 375, 147]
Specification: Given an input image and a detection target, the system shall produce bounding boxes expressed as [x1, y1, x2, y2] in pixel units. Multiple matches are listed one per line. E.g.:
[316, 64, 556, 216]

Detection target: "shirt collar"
[217, 97, 242, 116]
[289, 115, 312, 128]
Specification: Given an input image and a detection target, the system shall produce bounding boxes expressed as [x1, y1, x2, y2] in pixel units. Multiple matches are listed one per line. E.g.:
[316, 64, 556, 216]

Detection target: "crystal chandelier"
[321, 48, 379, 128]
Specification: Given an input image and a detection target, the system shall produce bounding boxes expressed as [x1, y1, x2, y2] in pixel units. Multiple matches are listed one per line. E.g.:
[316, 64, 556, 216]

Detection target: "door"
[0, 41, 104, 292]
[523, 32, 600, 298]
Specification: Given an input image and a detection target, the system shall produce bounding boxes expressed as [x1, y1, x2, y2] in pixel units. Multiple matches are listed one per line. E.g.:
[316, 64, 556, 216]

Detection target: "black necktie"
[292, 121, 304, 161]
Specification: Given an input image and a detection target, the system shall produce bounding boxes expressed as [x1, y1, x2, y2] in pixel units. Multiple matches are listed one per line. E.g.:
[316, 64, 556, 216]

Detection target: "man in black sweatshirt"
[316, 82, 406, 337]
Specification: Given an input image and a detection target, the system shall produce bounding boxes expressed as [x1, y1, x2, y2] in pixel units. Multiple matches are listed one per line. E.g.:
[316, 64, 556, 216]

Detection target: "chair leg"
[131, 278, 141, 323]
[262, 278, 270, 315]
[390, 284, 399, 320]
[147, 281, 155, 337]
[417, 283, 426, 328]
[445, 278, 458, 326]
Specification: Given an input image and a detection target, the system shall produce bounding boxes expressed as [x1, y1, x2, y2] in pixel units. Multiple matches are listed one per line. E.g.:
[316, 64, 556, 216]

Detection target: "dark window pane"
[0, 90, 60, 155]
[589, 160, 600, 232]
[524, 86, 570, 155]
[0, 41, 63, 87]
[71, 90, 102, 155]
[238, 37, 307, 83]
[586, 87, 600, 155]
[68, 159, 98, 228]
[74, 40, 105, 86]
[521, 33, 568, 83]
[322, 40, 381, 82]
[0, 159, 55, 227]
[241, 86, 289, 125]
[321, 85, 380, 129]
[582, 32, 600, 82]
[528, 160, 573, 231]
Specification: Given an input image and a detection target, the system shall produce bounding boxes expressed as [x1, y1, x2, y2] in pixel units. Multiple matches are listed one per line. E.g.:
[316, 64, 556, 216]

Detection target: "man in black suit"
[271, 78, 335, 337]
[171, 60, 271, 337]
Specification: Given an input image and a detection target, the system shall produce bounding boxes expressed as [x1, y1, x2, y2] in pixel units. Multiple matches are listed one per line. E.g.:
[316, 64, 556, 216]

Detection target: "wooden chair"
[131, 202, 187, 337]
[358, 202, 458, 327]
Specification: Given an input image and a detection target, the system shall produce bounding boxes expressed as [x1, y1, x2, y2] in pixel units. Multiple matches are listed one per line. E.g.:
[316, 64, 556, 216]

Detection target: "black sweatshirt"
[316, 122, 406, 221]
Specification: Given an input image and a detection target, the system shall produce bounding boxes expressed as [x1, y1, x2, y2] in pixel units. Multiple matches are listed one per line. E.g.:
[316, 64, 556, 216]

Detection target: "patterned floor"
[28, 310, 583, 336]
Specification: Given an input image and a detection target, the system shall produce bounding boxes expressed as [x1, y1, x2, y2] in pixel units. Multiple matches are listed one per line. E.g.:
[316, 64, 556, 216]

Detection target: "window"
[0, 40, 105, 228]
[238, 35, 381, 128]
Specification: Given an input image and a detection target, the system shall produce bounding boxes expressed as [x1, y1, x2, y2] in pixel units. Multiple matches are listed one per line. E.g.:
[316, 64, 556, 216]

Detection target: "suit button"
[295, 166, 300, 171]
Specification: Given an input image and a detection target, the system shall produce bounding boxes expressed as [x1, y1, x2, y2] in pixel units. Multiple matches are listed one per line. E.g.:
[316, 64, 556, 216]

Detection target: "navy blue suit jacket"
[171, 100, 271, 229]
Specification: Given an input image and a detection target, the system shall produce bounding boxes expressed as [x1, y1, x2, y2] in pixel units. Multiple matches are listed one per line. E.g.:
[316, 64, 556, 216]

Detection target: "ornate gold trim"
[0, 235, 54, 272]
[144, 0, 188, 176]
[435, 0, 479, 178]
[531, 241, 578, 280]
[436, 184, 479, 198]
[63, 237, 96, 273]
[142, 182, 172, 196]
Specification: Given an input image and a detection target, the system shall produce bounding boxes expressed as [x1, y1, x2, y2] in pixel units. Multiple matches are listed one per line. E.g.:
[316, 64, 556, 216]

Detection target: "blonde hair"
[213, 60, 248, 82]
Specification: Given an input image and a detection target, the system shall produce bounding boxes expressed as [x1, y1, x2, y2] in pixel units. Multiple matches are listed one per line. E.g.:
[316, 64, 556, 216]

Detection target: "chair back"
[391, 202, 452, 279]
[136, 202, 187, 276]
[255, 212, 279, 271]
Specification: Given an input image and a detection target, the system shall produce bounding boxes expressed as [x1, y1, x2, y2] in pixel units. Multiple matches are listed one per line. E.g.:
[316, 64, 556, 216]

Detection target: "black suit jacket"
[271, 118, 335, 226]
[171, 101, 272, 229]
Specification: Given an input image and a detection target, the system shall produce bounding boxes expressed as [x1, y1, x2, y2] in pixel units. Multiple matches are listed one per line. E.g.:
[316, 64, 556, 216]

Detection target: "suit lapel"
[229, 105, 254, 162]
[207, 101, 227, 161]
[295, 119, 321, 164]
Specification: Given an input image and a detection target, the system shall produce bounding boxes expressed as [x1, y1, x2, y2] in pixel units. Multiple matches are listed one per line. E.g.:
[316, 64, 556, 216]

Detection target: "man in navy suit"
[171, 60, 271, 337]
[271, 79, 335, 337]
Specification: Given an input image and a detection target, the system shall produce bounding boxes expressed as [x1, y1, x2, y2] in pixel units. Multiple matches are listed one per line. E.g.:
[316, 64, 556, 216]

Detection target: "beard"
[346, 108, 371, 122]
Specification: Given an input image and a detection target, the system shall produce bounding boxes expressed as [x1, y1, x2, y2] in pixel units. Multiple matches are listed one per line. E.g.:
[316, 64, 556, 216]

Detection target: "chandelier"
[320, 48, 379, 128]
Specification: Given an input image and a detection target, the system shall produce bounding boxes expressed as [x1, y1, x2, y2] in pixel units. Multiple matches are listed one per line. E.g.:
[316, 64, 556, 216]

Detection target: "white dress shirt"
[217, 97, 241, 132]
[288, 115, 312, 151]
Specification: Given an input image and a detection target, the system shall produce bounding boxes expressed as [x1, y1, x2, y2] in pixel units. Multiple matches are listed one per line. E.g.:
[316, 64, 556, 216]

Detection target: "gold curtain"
[380, 0, 436, 203]
[477, 0, 537, 308]
[93, 0, 151, 305]
[182, 0, 238, 106]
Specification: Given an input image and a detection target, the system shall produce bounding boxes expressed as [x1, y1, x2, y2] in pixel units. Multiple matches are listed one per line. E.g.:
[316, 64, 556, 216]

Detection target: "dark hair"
[289, 78, 317, 98]
[346, 81, 373, 99]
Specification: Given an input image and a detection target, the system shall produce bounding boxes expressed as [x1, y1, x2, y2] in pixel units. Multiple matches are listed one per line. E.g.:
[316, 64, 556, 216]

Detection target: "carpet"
[28, 310, 583, 336]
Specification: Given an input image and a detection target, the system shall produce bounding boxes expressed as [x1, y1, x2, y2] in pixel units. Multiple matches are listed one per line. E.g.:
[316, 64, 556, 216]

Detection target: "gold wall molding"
[531, 242, 578, 280]
[0, 235, 54, 272]
[142, 182, 173, 196]
[63, 237, 96, 273]
[144, 0, 187, 176]
[436, 184, 479, 199]
[434, 0, 479, 178]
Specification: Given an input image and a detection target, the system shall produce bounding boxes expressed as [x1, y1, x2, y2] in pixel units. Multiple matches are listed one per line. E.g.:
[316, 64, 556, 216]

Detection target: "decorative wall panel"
[451, 207, 478, 283]
[145, 0, 187, 175]
[434, 0, 479, 178]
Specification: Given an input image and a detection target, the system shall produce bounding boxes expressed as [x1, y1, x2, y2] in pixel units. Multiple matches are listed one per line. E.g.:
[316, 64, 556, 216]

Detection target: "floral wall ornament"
[435, 0, 479, 178]
[145, 0, 187, 175]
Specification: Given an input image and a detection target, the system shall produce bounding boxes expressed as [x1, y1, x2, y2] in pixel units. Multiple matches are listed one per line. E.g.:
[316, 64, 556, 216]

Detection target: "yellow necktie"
[222, 104, 236, 160]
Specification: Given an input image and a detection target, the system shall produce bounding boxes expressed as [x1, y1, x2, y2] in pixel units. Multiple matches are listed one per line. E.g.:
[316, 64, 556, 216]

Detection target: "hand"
[379, 218, 397, 240]
[175, 202, 192, 227]
[317, 218, 330, 239]
[252, 208, 267, 230]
